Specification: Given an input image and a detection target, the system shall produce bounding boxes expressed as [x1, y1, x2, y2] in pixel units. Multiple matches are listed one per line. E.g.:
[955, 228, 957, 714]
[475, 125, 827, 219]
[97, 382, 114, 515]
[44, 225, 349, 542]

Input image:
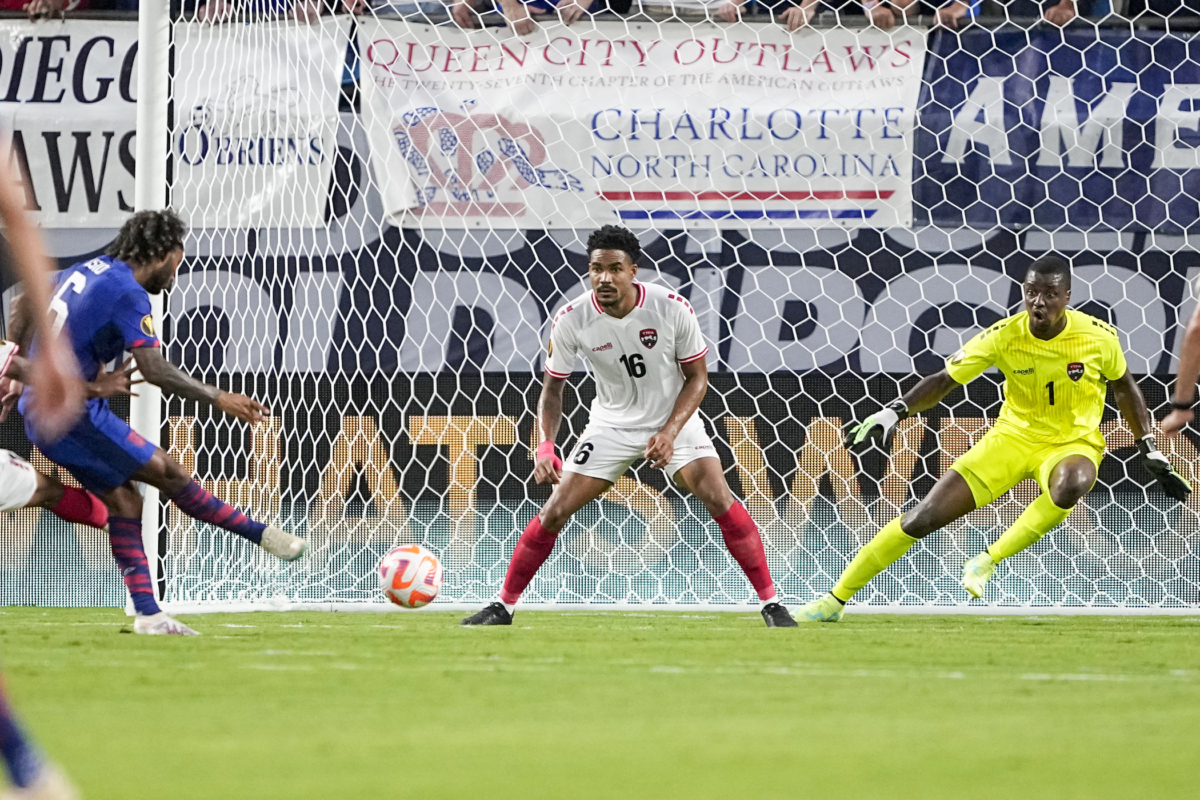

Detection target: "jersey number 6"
[619, 354, 646, 378]
[47, 273, 87, 337]
[573, 442, 594, 465]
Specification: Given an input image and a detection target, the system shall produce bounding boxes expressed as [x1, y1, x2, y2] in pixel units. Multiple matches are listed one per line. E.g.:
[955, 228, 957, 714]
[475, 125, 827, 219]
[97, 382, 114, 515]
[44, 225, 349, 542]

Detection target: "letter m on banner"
[1037, 78, 1135, 168]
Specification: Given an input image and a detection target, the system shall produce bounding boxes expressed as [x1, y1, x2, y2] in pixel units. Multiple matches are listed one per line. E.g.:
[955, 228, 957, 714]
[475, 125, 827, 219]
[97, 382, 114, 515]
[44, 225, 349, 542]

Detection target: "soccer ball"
[378, 545, 442, 608]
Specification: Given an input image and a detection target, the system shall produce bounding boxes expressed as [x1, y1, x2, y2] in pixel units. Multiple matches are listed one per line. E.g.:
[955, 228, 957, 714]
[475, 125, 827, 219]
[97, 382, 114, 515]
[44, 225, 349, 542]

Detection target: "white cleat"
[260, 526, 307, 562]
[134, 612, 200, 636]
[0, 763, 80, 800]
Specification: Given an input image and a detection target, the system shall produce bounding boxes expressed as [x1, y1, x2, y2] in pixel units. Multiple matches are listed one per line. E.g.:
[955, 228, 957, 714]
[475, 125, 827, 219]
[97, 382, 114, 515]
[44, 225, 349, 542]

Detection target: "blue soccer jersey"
[20, 255, 161, 492]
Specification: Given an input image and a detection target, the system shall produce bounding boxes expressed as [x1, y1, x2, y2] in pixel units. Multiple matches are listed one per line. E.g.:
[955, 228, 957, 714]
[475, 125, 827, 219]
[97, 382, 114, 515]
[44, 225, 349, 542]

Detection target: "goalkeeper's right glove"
[846, 400, 909, 454]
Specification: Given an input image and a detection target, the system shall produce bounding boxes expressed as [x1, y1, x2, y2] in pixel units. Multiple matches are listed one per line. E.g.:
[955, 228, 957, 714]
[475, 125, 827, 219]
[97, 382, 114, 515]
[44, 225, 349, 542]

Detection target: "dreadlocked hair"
[586, 225, 641, 265]
[107, 210, 187, 266]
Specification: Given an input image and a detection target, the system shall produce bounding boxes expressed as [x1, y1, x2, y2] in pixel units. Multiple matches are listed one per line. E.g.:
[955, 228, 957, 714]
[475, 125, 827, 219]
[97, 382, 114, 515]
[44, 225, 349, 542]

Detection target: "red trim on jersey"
[590, 292, 603, 313]
[678, 347, 708, 364]
[636, 283, 646, 307]
[130, 340, 160, 348]
[544, 367, 571, 379]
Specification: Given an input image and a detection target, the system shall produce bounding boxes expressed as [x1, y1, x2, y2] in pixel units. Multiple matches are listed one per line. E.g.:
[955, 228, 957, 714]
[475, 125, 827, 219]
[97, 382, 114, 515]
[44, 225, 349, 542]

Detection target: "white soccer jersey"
[544, 282, 708, 430]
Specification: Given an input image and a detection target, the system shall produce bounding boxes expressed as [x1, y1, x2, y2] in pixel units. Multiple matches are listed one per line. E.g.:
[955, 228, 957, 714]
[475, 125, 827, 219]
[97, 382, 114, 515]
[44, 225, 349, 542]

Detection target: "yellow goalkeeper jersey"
[944, 309, 1127, 447]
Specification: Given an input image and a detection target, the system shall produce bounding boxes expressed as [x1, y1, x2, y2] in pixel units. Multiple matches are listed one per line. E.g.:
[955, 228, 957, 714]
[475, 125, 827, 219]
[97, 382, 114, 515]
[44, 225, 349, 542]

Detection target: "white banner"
[172, 20, 347, 229]
[0, 20, 139, 229]
[359, 20, 925, 230]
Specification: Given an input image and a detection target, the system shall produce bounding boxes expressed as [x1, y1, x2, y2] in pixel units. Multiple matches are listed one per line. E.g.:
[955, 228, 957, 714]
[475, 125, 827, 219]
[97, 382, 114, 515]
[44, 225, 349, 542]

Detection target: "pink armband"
[536, 440, 563, 470]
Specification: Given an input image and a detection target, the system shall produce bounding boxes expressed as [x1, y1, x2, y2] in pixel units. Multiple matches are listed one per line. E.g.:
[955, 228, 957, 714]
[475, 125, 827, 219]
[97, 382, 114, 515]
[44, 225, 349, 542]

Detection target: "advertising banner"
[0, 20, 139, 229]
[359, 19, 926, 229]
[172, 20, 348, 229]
[918, 27, 1200, 231]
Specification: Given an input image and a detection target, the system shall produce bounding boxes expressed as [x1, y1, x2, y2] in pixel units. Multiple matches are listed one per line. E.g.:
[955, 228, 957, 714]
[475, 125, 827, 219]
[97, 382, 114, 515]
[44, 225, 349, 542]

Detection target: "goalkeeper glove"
[846, 400, 909, 454]
[1137, 435, 1192, 503]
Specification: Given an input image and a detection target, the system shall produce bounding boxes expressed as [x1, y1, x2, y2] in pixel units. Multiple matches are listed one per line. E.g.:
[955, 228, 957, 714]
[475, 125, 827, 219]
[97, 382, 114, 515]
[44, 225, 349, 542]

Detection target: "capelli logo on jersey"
[592, 342, 612, 352]
[1013, 367, 1034, 375]
[1067, 362, 1084, 381]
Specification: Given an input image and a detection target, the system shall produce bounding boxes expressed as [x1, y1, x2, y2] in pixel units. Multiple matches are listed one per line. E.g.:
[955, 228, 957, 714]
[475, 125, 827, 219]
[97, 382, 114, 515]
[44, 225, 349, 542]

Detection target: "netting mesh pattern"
[3, 13, 1200, 610]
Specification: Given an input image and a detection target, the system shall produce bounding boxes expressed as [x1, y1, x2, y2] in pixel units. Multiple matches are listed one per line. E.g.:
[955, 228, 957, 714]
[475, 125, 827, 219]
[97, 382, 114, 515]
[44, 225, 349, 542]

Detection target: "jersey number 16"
[619, 354, 646, 378]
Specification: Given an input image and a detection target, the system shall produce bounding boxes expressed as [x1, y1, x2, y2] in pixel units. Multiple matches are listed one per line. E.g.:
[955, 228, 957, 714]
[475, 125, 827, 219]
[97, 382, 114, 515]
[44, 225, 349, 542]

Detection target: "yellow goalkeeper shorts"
[949, 424, 1105, 508]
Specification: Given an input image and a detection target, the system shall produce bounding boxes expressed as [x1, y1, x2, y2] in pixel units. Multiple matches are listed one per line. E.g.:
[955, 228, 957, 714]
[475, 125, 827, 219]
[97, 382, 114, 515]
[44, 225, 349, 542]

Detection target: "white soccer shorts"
[563, 418, 718, 484]
[0, 449, 39, 511]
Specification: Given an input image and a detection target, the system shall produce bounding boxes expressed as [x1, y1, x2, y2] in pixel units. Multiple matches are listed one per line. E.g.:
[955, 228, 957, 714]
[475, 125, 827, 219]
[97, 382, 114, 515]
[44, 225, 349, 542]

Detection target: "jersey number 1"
[1046, 381, 1055, 406]
[620, 354, 646, 378]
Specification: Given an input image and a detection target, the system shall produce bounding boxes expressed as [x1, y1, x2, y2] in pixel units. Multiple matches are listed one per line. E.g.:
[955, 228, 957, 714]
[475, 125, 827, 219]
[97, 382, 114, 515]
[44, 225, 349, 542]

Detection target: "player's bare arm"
[131, 346, 267, 424]
[534, 374, 567, 485]
[1111, 368, 1191, 501]
[1164, 299, 1200, 436]
[847, 368, 958, 453]
[645, 355, 707, 470]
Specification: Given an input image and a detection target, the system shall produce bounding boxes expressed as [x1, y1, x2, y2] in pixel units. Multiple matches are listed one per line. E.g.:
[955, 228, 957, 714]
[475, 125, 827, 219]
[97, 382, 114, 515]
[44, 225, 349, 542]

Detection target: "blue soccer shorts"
[34, 401, 158, 494]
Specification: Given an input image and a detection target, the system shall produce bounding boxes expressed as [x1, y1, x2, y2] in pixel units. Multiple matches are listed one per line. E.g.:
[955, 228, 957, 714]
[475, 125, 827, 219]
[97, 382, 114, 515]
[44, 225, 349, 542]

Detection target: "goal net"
[2, 8, 1198, 612]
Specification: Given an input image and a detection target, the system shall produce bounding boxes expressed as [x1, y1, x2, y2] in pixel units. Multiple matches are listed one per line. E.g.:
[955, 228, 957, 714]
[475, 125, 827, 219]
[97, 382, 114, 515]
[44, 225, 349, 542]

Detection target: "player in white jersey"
[462, 225, 797, 627]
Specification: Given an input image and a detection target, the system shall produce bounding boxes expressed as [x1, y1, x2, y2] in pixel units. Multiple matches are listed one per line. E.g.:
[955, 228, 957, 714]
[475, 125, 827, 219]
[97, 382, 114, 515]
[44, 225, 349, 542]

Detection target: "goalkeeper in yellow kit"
[800, 255, 1192, 621]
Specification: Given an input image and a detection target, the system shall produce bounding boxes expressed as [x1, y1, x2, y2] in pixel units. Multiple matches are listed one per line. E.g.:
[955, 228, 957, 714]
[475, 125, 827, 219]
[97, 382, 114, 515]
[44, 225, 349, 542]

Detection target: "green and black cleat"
[460, 602, 513, 626]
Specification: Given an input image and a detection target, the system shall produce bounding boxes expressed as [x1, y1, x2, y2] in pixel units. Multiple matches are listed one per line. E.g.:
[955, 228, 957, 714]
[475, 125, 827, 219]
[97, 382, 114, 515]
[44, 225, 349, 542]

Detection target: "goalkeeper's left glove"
[1137, 435, 1192, 503]
[846, 400, 909, 455]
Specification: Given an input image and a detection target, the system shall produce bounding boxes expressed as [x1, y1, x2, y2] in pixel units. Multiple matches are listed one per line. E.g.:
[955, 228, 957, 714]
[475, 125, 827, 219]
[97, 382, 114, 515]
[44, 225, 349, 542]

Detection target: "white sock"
[501, 601, 516, 616]
[760, 593, 780, 609]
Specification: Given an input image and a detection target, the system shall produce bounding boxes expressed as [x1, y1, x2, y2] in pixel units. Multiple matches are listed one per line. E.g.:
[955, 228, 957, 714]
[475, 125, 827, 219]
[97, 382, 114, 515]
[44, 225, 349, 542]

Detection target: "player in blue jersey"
[13, 210, 306, 636]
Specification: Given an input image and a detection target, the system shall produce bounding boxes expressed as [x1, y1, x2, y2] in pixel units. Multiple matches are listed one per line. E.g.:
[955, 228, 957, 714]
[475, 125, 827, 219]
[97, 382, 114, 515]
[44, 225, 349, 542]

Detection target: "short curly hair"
[1027, 254, 1072, 289]
[107, 210, 187, 266]
[586, 225, 641, 265]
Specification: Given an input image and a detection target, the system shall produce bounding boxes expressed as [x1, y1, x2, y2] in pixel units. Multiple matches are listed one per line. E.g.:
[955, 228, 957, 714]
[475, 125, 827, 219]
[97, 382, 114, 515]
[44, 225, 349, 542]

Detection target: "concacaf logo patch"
[949, 349, 966, 366]
[141, 315, 155, 336]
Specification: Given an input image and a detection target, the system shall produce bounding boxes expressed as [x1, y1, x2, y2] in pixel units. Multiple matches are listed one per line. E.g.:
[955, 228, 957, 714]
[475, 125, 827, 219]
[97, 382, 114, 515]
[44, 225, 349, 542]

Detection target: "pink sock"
[714, 502, 776, 601]
[49, 486, 109, 530]
[499, 516, 559, 606]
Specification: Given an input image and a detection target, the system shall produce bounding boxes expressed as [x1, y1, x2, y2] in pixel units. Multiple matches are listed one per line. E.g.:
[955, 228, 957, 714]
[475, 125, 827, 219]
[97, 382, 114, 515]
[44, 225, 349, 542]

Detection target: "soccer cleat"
[134, 612, 200, 636]
[0, 763, 80, 800]
[760, 602, 799, 628]
[460, 602, 513, 626]
[797, 593, 845, 623]
[961, 551, 997, 599]
[260, 526, 307, 562]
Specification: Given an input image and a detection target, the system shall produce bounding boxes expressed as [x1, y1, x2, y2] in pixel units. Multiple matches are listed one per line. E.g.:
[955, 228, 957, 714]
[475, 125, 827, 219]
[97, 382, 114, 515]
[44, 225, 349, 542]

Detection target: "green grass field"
[3, 608, 1199, 800]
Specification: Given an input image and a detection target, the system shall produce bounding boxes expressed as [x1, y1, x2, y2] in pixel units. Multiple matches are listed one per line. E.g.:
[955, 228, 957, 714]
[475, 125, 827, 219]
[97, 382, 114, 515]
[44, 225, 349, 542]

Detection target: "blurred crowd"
[0, 0, 1196, 33]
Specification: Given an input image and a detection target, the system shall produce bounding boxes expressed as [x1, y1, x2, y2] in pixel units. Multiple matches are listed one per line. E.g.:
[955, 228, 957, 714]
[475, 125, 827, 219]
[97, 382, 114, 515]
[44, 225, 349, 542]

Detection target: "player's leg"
[98, 484, 198, 636]
[24, 473, 108, 530]
[962, 450, 1098, 598]
[798, 470, 979, 621]
[462, 426, 636, 626]
[0, 450, 107, 530]
[672, 455, 797, 628]
[801, 428, 1032, 621]
[127, 448, 305, 561]
[461, 471, 614, 626]
[0, 673, 78, 799]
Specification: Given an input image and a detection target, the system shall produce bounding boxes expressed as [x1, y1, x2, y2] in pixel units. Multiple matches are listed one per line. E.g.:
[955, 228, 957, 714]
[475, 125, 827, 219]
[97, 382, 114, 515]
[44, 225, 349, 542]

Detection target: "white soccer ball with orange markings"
[378, 545, 442, 608]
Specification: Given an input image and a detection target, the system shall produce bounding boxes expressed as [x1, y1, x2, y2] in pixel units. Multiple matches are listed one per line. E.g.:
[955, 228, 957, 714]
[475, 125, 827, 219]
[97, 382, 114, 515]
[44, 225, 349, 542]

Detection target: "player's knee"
[538, 503, 569, 533]
[104, 485, 142, 518]
[899, 503, 941, 539]
[1049, 461, 1095, 508]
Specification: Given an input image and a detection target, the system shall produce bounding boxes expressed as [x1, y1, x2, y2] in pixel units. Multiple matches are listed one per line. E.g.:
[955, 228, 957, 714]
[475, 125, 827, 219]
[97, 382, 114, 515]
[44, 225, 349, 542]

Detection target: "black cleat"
[460, 602, 513, 626]
[760, 602, 799, 628]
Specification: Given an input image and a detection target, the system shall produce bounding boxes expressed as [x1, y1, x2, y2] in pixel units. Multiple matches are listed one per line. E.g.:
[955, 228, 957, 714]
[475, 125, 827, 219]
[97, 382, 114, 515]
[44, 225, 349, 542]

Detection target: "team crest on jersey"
[1067, 362, 1084, 381]
[639, 328, 658, 349]
[141, 315, 155, 336]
